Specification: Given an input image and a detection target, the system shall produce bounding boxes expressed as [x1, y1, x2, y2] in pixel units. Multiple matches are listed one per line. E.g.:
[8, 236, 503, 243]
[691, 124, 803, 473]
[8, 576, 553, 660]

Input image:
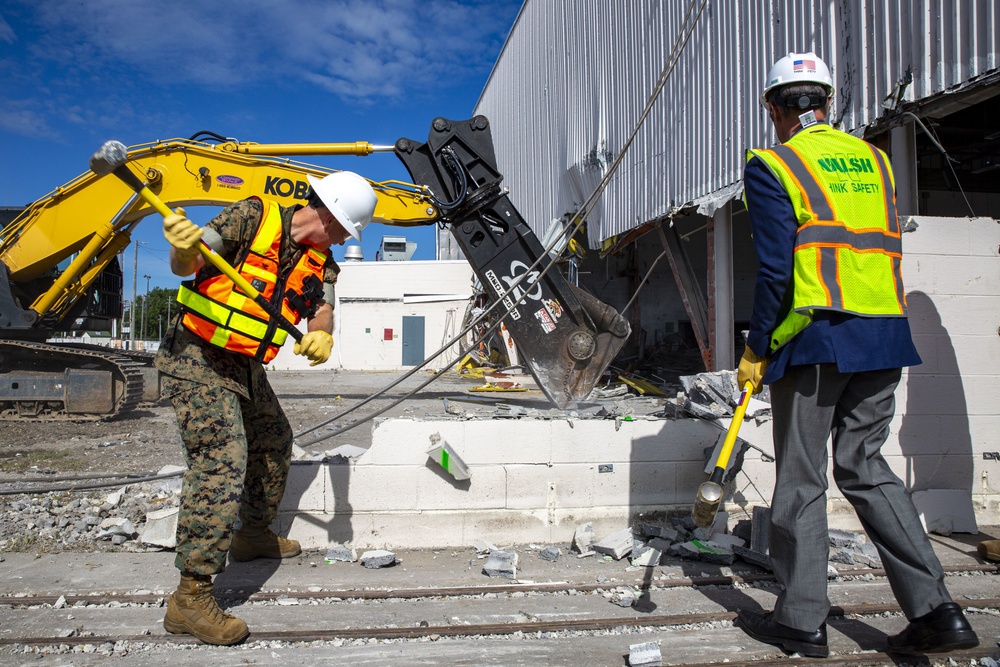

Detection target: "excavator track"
[0, 340, 146, 420]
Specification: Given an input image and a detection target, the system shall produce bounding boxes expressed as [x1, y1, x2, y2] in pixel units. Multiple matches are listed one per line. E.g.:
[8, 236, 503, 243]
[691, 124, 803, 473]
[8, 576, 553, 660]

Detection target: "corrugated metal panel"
[473, 0, 1000, 247]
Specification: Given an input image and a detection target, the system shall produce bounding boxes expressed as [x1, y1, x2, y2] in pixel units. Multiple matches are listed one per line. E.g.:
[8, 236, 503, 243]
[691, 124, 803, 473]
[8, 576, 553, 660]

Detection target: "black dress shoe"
[887, 602, 979, 654]
[736, 610, 829, 658]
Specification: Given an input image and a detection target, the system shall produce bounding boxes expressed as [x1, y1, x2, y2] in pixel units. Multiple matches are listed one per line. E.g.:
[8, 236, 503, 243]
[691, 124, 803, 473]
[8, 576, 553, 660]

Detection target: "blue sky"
[0, 0, 521, 290]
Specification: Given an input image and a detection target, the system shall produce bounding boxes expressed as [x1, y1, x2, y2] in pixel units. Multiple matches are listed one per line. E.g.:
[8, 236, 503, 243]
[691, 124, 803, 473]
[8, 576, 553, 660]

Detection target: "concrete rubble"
[628, 640, 663, 667]
[360, 549, 398, 568]
[482, 549, 518, 578]
[325, 545, 358, 563]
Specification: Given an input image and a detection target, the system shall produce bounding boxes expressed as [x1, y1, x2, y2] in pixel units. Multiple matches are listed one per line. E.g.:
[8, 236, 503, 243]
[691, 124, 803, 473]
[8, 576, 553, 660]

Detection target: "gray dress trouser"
[768, 364, 952, 631]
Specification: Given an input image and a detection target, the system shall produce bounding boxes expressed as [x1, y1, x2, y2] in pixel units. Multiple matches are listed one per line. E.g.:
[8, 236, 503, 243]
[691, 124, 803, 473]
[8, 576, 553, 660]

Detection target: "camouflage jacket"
[154, 199, 339, 398]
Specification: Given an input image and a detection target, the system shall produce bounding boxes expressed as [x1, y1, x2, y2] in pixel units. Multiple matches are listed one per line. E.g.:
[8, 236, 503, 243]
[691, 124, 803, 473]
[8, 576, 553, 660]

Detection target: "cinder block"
[281, 461, 328, 512]
[368, 420, 465, 466]
[966, 374, 1000, 416]
[591, 463, 635, 508]
[343, 466, 419, 512]
[549, 419, 631, 463]
[913, 255, 999, 296]
[913, 489, 978, 534]
[952, 336, 1000, 378]
[931, 296, 1000, 334]
[416, 464, 506, 510]
[899, 375, 973, 416]
[461, 419, 554, 464]
[631, 419, 719, 463]
[627, 462, 677, 506]
[502, 464, 577, 510]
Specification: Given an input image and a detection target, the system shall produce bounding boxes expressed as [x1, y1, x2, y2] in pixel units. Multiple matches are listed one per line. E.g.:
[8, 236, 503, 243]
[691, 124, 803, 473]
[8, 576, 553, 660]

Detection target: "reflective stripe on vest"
[176, 198, 327, 362]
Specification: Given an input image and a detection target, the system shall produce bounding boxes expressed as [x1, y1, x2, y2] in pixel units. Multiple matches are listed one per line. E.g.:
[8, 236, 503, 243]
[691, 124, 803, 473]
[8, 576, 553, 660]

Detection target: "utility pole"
[130, 241, 138, 349]
[141, 274, 151, 342]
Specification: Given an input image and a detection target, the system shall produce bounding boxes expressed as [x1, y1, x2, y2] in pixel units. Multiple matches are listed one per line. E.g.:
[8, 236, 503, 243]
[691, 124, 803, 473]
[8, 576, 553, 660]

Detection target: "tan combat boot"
[229, 525, 302, 562]
[978, 539, 1000, 563]
[163, 573, 249, 645]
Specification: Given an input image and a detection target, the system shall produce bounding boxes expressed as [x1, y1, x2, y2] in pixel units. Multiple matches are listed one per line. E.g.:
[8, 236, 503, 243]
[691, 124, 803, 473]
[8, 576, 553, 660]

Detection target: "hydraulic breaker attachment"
[394, 116, 631, 408]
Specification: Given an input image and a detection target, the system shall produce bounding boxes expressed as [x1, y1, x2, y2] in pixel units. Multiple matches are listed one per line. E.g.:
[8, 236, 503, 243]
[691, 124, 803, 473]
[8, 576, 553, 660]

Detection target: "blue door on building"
[401, 316, 425, 366]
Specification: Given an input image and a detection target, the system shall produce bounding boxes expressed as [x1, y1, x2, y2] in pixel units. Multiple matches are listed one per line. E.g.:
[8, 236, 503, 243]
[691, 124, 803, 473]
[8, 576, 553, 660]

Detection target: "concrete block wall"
[273, 216, 999, 549]
[278, 416, 731, 549]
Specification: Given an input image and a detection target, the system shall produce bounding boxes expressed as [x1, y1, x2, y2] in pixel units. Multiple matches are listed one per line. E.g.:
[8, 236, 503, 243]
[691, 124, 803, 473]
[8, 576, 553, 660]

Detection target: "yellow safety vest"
[176, 198, 328, 362]
[747, 124, 907, 351]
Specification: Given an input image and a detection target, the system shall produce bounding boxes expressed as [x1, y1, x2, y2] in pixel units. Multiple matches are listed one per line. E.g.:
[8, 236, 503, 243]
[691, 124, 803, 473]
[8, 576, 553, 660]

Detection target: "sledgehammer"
[90, 140, 303, 343]
[691, 380, 754, 528]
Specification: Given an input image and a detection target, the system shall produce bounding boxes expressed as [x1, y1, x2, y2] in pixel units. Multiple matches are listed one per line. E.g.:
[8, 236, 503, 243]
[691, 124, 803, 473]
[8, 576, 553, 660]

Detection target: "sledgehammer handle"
[711, 380, 754, 475]
[106, 161, 304, 343]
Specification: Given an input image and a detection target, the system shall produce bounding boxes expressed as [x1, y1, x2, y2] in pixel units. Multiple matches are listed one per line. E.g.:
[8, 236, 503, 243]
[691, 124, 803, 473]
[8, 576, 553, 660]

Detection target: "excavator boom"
[0, 118, 629, 418]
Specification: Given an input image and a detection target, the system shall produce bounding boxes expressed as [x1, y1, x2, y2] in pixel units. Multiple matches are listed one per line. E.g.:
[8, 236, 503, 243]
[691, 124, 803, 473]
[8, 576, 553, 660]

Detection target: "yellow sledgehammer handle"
[93, 146, 304, 343]
[691, 380, 754, 527]
[715, 380, 754, 473]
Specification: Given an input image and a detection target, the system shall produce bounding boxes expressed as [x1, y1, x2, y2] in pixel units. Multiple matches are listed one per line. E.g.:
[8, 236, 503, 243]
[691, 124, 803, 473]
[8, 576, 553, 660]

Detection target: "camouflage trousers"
[165, 372, 293, 575]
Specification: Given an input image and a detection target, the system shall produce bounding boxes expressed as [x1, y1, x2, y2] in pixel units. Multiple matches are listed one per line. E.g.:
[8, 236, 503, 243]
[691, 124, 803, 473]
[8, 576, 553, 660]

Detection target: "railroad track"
[2, 565, 998, 665]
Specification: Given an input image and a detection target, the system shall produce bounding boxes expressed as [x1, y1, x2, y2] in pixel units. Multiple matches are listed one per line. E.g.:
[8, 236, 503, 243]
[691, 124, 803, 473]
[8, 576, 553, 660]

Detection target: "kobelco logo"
[500, 260, 542, 305]
[264, 175, 310, 200]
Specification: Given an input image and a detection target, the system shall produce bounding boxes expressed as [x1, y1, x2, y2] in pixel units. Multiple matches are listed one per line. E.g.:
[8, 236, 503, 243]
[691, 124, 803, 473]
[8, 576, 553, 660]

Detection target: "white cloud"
[21, 0, 517, 100]
[0, 13, 15, 44]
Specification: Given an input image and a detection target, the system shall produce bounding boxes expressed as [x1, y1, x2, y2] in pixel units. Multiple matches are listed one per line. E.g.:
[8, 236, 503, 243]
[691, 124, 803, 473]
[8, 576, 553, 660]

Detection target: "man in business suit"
[735, 51, 978, 658]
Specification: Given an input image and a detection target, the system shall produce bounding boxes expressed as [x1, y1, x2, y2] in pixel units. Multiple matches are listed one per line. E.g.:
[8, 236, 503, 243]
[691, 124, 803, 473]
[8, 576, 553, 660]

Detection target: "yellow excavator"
[0, 116, 630, 419]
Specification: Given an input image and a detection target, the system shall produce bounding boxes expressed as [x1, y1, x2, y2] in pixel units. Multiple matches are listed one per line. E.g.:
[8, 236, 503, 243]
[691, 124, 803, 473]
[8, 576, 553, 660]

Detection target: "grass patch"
[0, 448, 87, 473]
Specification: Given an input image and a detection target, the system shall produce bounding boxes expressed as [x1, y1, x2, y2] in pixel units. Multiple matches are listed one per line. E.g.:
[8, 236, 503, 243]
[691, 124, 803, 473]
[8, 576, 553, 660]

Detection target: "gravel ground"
[0, 369, 491, 554]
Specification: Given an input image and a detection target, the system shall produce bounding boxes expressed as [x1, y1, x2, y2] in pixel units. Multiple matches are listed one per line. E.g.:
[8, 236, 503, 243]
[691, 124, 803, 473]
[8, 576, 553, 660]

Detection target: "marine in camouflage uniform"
[155, 199, 339, 576]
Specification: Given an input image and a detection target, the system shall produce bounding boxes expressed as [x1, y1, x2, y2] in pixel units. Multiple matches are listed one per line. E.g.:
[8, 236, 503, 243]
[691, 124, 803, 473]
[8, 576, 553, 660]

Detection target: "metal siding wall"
[474, 0, 999, 247]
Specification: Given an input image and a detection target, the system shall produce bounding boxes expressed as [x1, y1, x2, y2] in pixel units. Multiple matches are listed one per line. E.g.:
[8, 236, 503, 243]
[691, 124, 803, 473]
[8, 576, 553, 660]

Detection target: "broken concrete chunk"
[427, 433, 471, 481]
[610, 586, 639, 607]
[637, 523, 679, 541]
[483, 549, 518, 578]
[708, 532, 745, 549]
[628, 641, 663, 667]
[858, 541, 882, 567]
[573, 522, 595, 553]
[678, 539, 735, 565]
[733, 545, 773, 571]
[324, 444, 368, 461]
[630, 545, 663, 567]
[829, 548, 856, 565]
[647, 537, 673, 552]
[473, 539, 497, 555]
[141, 506, 179, 548]
[592, 528, 634, 560]
[96, 518, 137, 540]
[750, 506, 771, 555]
[828, 528, 863, 549]
[360, 550, 397, 569]
[325, 545, 358, 563]
[538, 546, 561, 562]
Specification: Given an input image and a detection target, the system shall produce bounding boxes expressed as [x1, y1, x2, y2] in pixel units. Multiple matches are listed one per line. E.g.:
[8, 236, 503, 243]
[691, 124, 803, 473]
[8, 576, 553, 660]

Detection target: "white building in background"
[270, 259, 474, 372]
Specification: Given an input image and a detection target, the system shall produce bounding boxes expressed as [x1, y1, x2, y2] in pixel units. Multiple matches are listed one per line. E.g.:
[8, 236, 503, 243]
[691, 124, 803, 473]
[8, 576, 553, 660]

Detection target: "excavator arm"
[0, 118, 630, 418]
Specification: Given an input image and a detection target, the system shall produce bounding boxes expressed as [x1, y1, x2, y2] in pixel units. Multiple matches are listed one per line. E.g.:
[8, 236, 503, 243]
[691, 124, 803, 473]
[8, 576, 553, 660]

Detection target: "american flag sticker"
[793, 58, 817, 72]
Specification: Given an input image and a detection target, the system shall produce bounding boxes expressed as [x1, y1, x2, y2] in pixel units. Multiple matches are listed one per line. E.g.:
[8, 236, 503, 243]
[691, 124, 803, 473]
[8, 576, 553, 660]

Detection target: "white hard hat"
[306, 171, 377, 242]
[761, 52, 834, 104]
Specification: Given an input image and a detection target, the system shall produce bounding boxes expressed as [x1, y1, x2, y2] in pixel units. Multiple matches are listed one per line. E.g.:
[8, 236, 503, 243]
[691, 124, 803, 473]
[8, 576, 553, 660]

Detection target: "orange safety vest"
[176, 198, 328, 363]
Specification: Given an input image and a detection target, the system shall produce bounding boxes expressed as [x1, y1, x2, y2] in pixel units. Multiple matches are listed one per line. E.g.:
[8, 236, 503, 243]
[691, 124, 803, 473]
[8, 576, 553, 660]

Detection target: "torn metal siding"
[473, 0, 1000, 248]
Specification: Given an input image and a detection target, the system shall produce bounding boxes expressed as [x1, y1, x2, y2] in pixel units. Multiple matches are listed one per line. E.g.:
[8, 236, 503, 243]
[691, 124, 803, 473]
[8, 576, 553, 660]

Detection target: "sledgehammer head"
[90, 140, 128, 175]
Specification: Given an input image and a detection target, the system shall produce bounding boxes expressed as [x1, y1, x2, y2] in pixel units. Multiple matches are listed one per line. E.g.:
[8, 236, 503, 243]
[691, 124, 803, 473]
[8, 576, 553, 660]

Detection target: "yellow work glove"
[294, 330, 333, 366]
[163, 207, 203, 263]
[737, 345, 768, 395]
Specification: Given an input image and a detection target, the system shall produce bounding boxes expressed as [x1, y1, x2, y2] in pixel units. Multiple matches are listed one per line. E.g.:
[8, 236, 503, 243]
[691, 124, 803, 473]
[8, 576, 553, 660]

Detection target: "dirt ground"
[0, 369, 496, 478]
